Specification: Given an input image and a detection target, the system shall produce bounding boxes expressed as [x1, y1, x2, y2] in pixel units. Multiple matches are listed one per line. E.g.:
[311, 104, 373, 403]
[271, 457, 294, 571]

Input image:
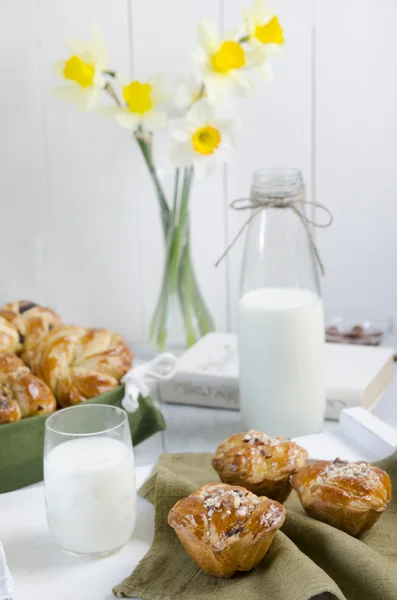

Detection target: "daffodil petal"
[169, 141, 196, 167]
[142, 110, 167, 131]
[200, 74, 226, 104]
[115, 110, 141, 130]
[91, 24, 109, 67]
[77, 87, 99, 112]
[149, 73, 169, 104]
[197, 20, 219, 54]
[93, 71, 105, 88]
[100, 106, 140, 130]
[187, 98, 214, 125]
[194, 156, 216, 181]
[51, 84, 98, 112]
[228, 70, 254, 95]
[174, 82, 194, 112]
[99, 106, 123, 120]
[260, 60, 274, 81]
[53, 61, 66, 78]
[216, 144, 235, 163]
[169, 118, 196, 141]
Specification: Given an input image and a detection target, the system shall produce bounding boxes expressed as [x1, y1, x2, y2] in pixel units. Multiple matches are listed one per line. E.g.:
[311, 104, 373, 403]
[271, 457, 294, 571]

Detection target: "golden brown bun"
[0, 353, 56, 419]
[0, 385, 22, 424]
[290, 458, 392, 536]
[168, 482, 286, 578]
[212, 430, 308, 502]
[35, 325, 133, 407]
[0, 315, 20, 354]
[0, 301, 62, 368]
[0, 353, 28, 378]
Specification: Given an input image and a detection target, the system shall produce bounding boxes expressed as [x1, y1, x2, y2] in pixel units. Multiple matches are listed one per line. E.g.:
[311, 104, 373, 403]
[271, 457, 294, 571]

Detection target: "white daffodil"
[102, 74, 168, 131]
[174, 72, 204, 112]
[193, 20, 262, 102]
[174, 71, 235, 114]
[52, 25, 108, 112]
[169, 99, 238, 181]
[244, 0, 284, 81]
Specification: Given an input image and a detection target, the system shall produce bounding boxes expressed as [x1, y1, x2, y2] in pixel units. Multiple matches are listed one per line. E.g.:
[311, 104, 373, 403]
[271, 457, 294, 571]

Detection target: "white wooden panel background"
[0, 0, 396, 341]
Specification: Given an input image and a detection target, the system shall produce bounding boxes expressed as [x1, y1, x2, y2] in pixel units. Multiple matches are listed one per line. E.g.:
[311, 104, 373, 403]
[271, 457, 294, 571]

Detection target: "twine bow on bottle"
[121, 353, 177, 413]
[215, 190, 333, 276]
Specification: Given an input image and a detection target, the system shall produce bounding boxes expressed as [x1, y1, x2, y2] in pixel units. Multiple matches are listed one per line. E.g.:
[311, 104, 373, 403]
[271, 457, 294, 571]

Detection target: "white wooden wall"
[1, 0, 396, 341]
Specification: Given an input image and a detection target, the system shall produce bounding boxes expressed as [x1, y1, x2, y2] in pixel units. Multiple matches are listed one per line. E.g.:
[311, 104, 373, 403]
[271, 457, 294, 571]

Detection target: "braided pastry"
[0, 315, 19, 354]
[0, 301, 62, 370]
[35, 325, 133, 407]
[0, 354, 56, 424]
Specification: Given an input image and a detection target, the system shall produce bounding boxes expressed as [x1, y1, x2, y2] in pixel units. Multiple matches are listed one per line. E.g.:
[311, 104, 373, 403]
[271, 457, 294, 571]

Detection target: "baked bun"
[212, 430, 308, 503]
[36, 325, 133, 407]
[0, 301, 62, 368]
[0, 315, 20, 354]
[168, 482, 285, 578]
[0, 385, 22, 424]
[0, 353, 56, 421]
[290, 458, 392, 536]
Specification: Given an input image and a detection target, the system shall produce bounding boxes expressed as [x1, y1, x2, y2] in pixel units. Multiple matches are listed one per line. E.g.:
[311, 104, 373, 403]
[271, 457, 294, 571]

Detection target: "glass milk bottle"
[238, 168, 325, 437]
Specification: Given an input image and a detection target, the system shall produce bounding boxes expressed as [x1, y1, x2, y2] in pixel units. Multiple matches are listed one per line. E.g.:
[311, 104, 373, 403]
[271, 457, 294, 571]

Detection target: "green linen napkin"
[113, 451, 397, 600]
[0, 386, 166, 493]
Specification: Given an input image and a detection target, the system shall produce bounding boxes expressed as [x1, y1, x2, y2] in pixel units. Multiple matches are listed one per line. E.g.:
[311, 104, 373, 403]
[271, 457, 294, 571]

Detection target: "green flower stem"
[148, 164, 215, 350]
[134, 131, 171, 239]
[183, 246, 215, 335]
[169, 167, 193, 292]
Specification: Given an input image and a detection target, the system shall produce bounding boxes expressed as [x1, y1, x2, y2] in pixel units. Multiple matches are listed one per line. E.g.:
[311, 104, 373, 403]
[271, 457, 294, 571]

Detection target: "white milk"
[238, 287, 325, 437]
[44, 437, 136, 555]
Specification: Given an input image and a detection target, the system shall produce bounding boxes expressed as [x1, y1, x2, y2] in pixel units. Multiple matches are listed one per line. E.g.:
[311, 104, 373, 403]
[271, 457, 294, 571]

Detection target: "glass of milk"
[238, 169, 326, 438]
[44, 404, 136, 557]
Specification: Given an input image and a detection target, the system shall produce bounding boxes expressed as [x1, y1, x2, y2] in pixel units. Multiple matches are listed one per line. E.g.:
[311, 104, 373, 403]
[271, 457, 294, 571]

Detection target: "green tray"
[0, 386, 166, 493]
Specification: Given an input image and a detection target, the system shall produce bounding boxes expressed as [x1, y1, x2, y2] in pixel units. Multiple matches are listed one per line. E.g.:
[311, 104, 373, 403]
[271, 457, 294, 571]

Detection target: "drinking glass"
[44, 404, 136, 557]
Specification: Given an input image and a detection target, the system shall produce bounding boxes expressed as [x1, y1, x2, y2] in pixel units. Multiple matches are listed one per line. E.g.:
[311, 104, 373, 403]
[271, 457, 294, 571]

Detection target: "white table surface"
[2, 360, 396, 599]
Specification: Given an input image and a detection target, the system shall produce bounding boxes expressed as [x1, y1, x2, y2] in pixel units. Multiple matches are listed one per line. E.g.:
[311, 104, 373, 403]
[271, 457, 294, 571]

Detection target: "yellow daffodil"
[102, 74, 168, 131]
[193, 21, 263, 102]
[169, 99, 238, 181]
[52, 25, 108, 111]
[244, 0, 284, 80]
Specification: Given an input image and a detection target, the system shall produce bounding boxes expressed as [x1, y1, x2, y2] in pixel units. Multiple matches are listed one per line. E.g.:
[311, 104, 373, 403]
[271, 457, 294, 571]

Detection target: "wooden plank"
[316, 0, 397, 326]
[223, 0, 314, 329]
[36, 0, 142, 337]
[0, 0, 48, 303]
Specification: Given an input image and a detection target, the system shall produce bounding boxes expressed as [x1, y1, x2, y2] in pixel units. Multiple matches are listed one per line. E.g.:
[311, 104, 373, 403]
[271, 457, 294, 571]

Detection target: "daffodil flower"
[169, 99, 238, 181]
[102, 74, 168, 131]
[244, 0, 284, 81]
[174, 71, 235, 114]
[52, 25, 108, 111]
[193, 21, 263, 102]
[174, 72, 205, 113]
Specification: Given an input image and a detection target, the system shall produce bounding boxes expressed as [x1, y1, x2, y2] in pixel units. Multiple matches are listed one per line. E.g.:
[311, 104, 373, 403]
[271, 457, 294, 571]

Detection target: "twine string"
[214, 191, 333, 276]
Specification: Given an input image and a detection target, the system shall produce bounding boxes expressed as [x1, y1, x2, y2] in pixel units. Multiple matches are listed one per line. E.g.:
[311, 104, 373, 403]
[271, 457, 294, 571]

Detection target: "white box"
[158, 333, 395, 420]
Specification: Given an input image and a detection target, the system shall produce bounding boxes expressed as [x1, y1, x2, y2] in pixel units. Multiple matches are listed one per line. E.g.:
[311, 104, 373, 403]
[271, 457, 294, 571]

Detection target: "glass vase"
[238, 168, 325, 438]
[148, 166, 215, 352]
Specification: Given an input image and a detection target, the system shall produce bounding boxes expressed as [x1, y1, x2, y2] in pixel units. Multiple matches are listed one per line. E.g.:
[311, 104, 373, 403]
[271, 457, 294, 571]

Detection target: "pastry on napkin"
[113, 452, 397, 600]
